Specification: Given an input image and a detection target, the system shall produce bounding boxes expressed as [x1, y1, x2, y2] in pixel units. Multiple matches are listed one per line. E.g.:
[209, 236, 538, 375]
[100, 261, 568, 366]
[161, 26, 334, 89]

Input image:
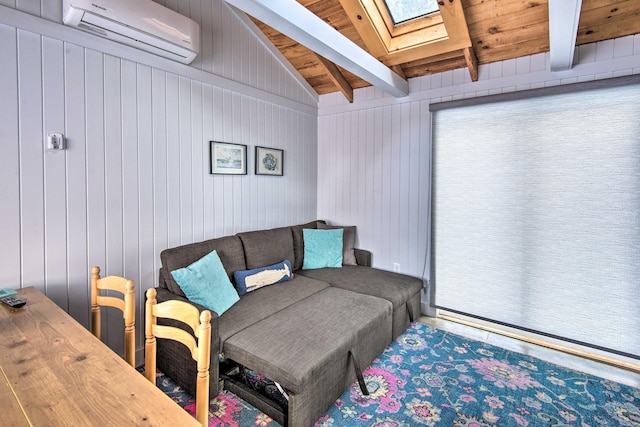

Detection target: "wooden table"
[0, 287, 201, 426]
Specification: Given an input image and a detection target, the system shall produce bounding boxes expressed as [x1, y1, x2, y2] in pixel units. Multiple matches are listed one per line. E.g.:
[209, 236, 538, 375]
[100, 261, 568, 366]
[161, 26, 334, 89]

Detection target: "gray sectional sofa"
[154, 220, 424, 426]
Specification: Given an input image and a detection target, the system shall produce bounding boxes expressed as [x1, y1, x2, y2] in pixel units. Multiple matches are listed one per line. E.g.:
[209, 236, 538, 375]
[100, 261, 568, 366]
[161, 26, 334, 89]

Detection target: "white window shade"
[431, 75, 640, 360]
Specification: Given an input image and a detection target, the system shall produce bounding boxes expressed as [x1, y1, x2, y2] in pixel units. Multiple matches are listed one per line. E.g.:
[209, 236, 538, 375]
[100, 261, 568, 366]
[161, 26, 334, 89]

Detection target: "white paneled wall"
[317, 102, 431, 280]
[0, 0, 318, 105]
[318, 35, 640, 316]
[0, 1, 318, 362]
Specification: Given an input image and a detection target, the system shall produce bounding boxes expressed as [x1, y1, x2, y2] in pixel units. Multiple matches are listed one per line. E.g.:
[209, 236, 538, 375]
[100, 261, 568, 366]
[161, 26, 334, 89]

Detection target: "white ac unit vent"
[63, 0, 200, 64]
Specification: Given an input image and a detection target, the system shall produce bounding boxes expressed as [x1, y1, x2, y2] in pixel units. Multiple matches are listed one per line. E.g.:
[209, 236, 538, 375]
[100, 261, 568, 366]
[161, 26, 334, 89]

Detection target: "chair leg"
[145, 288, 158, 384]
[195, 309, 211, 426]
[90, 266, 101, 339]
[195, 371, 210, 426]
[144, 336, 157, 384]
[91, 306, 101, 339]
[123, 280, 136, 367]
[124, 327, 136, 367]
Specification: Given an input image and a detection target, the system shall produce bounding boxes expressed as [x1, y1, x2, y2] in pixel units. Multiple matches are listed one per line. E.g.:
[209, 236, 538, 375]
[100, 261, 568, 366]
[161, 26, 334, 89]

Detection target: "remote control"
[0, 296, 26, 309]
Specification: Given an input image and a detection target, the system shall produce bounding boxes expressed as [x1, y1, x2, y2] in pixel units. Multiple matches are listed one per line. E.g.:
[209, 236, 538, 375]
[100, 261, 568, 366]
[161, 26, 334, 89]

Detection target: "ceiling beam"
[463, 47, 478, 82]
[314, 53, 354, 103]
[225, 0, 409, 97]
[548, 0, 582, 71]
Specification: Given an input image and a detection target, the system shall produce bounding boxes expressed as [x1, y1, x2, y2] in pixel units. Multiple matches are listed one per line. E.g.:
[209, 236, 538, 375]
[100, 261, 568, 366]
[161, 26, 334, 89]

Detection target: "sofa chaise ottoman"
[154, 220, 424, 426]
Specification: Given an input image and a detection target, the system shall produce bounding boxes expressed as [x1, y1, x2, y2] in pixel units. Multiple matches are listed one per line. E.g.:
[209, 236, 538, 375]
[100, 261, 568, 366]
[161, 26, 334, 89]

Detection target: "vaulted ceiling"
[230, 0, 640, 101]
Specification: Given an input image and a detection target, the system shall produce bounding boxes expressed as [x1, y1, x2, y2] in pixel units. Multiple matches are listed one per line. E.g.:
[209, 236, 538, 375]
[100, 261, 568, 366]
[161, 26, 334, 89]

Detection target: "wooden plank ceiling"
[249, 0, 640, 100]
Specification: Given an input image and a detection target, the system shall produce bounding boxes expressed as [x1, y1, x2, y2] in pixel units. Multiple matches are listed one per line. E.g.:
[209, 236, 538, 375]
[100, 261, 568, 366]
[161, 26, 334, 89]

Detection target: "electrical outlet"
[393, 263, 400, 272]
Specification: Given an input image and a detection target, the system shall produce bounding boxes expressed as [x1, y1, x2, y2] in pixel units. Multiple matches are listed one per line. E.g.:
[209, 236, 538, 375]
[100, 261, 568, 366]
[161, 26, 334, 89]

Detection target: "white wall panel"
[41, 0, 60, 22]
[212, 87, 225, 238]
[15, 0, 37, 15]
[165, 74, 182, 251]
[102, 55, 124, 345]
[104, 55, 124, 279]
[199, 0, 213, 74]
[42, 36, 68, 309]
[137, 64, 155, 345]
[179, 76, 193, 244]
[120, 59, 141, 354]
[202, 84, 215, 240]
[18, 29, 45, 292]
[190, 81, 205, 241]
[0, 24, 21, 287]
[239, 96, 252, 229]
[1, 2, 317, 362]
[64, 43, 89, 328]
[85, 49, 107, 290]
[318, 36, 640, 317]
[151, 69, 169, 279]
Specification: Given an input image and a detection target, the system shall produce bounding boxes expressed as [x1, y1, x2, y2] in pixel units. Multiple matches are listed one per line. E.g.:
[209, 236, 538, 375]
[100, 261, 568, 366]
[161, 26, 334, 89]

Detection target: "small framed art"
[255, 146, 284, 176]
[210, 141, 247, 175]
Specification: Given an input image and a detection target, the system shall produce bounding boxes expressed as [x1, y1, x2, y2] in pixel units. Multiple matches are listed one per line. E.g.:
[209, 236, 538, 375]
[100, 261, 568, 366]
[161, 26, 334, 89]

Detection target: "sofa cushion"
[298, 265, 423, 310]
[291, 220, 325, 271]
[233, 259, 293, 295]
[160, 235, 246, 297]
[302, 228, 343, 269]
[222, 287, 392, 394]
[218, 274, 330, 344]
[237, 227, 295, 270]
[317, 223, 357, 266]
[170, 250, 240, 315]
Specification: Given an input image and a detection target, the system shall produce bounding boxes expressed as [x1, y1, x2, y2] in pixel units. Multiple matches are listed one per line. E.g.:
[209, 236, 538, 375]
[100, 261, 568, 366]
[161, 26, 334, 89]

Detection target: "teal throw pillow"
[170, 250, 240, 315]
[233, 259, 293, 295]
[302, 228, 343, 269]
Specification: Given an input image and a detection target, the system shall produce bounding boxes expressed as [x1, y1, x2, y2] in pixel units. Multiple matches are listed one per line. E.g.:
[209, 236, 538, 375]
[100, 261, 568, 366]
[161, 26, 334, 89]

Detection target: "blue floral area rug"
[155, 371, 280, 426]
[316, 322, 640, 427]
[155, 322, 640, 426]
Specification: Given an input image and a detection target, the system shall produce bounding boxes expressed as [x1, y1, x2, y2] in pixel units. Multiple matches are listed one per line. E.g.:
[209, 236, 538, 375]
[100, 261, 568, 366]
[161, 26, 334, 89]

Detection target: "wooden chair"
[90, 266, 136, 367]
[145, 288, 212, 426]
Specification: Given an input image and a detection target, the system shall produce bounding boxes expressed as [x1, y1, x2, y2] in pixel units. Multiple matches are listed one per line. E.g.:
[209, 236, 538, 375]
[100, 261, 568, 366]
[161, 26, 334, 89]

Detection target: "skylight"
[383, 0, 440, 25]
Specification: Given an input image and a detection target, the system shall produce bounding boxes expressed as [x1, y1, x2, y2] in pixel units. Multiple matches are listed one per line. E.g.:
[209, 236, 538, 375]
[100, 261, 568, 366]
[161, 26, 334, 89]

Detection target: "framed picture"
[209, 141, 247, 175]
[255, 146, 284, 176]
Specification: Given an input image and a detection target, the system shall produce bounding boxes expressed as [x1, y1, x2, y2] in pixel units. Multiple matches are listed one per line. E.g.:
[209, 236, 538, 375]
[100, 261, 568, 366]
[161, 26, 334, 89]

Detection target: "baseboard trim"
[437, 312, 640, 375]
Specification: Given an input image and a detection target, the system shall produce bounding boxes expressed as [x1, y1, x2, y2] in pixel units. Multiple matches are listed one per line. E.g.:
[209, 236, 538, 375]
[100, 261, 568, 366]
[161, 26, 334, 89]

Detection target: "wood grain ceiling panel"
[244, 0, 640, 98]
[462, 0, 547, 26]
[577, 0, 640, 44]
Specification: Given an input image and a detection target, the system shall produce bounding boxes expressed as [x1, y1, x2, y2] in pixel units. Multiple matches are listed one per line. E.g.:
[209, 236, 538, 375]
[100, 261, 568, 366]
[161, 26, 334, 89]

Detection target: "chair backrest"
[90, 266, 136, 367]
[145, 288, 212, 426]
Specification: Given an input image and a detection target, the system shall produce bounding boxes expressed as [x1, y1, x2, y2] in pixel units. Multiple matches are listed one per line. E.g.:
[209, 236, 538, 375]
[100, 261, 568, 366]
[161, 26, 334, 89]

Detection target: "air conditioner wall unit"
[63, 0, 200, 64]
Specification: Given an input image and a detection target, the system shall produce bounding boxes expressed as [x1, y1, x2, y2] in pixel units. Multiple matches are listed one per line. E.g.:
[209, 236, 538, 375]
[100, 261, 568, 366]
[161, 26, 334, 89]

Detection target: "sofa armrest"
[153, 287, 221, 398]
[354, 248, 372, 267]
[158, 267, 168, 288]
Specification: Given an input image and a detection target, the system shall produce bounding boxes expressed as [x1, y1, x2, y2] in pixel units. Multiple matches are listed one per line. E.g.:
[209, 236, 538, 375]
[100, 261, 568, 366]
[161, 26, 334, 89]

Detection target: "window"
[343, 0, 472, 70]
[430, 75, 640, 362]
[383, 0, 440, 25]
